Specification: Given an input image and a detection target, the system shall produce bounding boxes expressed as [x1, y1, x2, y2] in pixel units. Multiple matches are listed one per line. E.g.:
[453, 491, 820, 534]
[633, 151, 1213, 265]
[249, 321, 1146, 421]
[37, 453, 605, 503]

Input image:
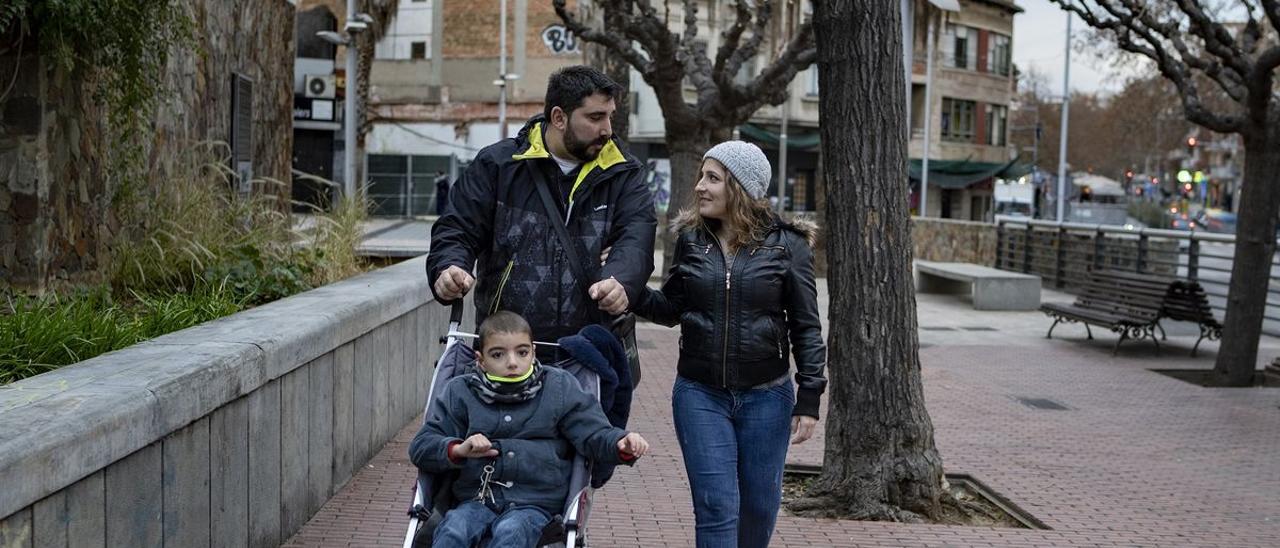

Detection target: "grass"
[0, 143, 370, 385]
[0, 284, 247, 384]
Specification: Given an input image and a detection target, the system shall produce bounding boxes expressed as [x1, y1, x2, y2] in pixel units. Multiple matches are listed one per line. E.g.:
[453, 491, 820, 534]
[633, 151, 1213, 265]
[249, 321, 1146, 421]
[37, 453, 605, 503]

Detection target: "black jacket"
[637, 218, 828, 418]
[426, 117, 657, 343]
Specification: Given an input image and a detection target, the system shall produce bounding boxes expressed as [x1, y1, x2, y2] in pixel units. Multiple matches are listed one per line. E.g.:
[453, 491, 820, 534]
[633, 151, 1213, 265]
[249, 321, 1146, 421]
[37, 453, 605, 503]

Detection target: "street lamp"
[495, 0, 520, 139]
[316, 6, 372, 202]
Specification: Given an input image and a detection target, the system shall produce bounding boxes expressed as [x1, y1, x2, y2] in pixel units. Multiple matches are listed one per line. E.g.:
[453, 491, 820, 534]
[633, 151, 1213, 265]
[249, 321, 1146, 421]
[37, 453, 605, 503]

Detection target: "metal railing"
[995, 218, 1280, 335]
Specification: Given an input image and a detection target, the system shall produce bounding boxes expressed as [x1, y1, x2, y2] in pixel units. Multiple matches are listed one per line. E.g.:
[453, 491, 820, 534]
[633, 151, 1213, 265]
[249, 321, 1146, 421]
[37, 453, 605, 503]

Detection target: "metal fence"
[995, 218, 1280, 335]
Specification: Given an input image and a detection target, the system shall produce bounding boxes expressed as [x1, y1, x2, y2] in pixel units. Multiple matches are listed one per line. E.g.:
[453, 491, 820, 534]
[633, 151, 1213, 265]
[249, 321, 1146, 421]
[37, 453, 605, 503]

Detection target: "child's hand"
[617, 432, 649, 459]
[452, 433, 499, 459]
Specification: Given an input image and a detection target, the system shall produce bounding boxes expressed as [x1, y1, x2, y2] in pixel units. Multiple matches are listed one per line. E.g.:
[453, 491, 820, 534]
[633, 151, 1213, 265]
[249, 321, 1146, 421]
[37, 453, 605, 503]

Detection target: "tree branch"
[732, 23, 817, 122]
[680, 0, 717, 98]
[554, 0, 653, 77]
[1170, 0, 1251, 77]
[721, 0, 773, 88]
[712, 0, 752, 84]
[1050, 0, 1244, 133]
[1259, 0, 1280, 35]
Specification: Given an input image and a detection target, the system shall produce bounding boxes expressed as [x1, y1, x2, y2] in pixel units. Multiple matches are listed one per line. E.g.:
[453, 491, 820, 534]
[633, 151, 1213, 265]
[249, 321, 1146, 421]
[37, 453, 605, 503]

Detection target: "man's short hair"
[544, 65, 623, 121]
[477, 311, 533, 351]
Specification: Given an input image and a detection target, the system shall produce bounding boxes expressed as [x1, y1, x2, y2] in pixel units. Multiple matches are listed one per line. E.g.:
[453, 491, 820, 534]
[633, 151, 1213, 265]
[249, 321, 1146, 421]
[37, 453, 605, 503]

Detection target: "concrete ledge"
[0, 257, 437, 523]
[915, 260, 1041, 311]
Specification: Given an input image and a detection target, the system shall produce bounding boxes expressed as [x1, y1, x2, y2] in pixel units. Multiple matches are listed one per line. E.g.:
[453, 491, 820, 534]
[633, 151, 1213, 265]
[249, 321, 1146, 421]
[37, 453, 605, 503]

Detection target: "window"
[410, 42, 427, 59]
[988, 33, 1011, 76]
[943, 24, 977, 70]
[367, 154, 451, 216]
[986, 104, 1008, 146]
[806, 66, 819, 96]
[941, 98, 976, 142]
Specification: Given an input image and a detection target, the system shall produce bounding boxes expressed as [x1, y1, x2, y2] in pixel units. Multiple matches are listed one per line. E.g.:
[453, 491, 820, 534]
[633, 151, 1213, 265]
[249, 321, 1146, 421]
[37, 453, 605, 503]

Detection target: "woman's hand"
[790, 416, 818, 445]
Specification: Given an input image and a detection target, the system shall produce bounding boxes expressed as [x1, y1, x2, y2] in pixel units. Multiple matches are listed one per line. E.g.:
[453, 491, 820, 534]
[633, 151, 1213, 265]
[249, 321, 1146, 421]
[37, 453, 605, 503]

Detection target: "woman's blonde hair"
[673, 159, 775, 250]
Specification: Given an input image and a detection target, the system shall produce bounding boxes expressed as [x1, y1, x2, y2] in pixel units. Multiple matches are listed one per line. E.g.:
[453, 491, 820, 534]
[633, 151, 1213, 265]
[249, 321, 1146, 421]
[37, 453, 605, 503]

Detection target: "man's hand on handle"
[589, 277, 629, 315]
[450, 433, 499, 460]
[434, 266, 475, 301]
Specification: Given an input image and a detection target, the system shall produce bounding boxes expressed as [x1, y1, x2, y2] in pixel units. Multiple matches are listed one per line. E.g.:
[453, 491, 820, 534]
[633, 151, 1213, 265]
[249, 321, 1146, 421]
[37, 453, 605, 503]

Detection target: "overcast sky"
[1012, 0, 1135, 95]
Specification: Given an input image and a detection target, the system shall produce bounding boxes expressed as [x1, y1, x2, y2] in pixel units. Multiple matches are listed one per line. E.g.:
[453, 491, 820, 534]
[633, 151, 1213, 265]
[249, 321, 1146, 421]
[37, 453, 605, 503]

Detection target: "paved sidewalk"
[286, 290, 1280, 547]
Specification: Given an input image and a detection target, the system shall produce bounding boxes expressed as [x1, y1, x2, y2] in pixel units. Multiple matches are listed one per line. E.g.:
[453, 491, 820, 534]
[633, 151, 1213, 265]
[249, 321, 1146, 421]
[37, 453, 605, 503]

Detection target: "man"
[426, 66, 656, 360]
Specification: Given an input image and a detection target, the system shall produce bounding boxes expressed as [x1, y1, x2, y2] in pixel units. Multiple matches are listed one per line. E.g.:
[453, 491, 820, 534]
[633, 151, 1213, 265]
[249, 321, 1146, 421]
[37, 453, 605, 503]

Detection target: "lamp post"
[317, 6, 371, 201]
[1056, 12, 1072, 222]
[495, 0, 521, 139]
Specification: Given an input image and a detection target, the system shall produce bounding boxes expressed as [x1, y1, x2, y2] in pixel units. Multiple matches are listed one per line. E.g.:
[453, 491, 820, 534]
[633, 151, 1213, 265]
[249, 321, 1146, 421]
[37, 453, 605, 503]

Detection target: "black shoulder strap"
[529, 163, 599, 307]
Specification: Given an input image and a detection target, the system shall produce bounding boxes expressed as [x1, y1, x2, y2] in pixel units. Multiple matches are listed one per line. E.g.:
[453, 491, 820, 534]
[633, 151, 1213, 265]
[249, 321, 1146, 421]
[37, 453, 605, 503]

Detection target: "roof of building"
[970, 0, 1025, 14]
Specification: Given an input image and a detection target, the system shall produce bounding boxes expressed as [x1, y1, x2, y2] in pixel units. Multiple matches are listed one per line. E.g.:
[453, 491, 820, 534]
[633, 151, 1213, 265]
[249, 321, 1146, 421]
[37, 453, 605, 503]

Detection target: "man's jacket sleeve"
[598, 167, 657, 305]
[425, 155, 498, 303]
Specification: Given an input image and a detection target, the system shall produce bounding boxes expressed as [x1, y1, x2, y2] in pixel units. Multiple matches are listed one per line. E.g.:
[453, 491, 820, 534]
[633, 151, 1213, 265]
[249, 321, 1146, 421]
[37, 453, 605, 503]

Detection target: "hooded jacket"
[408, 366, 631, 515]
[426, 116, 657, 343]
[637, 217, 828, 418]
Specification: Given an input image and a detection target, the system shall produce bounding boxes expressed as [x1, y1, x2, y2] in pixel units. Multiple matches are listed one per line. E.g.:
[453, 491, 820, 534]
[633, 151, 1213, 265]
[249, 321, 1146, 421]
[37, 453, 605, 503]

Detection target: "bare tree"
[1048, 0, 1280, 386]
[579, 3, 633, 142]
[553, 0, 816, 266]
[356, 0, 400, 184]
[787, 0, 944, 520]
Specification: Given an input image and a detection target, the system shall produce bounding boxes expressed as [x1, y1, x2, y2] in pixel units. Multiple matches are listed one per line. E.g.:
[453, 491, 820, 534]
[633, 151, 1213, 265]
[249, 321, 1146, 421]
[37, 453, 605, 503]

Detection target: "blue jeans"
[431, 500, 551, 548]
[672, 375, 795, 548]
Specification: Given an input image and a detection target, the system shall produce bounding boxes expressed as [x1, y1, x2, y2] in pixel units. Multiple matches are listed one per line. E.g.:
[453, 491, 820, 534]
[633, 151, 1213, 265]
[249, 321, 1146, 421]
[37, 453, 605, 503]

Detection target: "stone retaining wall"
[0, 257, 464, 547]
[912, 217, 998, 266]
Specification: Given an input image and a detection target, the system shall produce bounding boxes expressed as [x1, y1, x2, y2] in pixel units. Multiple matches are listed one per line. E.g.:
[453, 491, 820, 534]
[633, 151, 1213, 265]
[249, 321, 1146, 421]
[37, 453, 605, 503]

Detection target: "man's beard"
[564, 125, 609, 162]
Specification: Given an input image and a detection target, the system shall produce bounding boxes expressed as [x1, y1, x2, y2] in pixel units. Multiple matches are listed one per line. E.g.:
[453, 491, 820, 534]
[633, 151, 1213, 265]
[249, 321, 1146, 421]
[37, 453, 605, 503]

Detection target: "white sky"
[1012, 0, 1134, 95]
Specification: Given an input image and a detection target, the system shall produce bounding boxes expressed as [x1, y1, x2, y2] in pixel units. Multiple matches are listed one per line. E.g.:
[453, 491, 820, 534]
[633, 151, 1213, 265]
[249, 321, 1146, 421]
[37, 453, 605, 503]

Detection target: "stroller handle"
[449, 302, 465, 325]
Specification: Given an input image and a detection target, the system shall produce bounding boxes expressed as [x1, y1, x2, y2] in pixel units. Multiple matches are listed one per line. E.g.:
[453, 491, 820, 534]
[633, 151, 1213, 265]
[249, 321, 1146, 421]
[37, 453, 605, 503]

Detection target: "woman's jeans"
[672, 375, 795, 548]
[431, 500, 550, 548]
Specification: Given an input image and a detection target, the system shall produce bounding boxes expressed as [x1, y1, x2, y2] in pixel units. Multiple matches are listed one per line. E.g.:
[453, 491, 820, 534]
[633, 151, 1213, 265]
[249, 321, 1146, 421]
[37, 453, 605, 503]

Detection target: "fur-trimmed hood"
[670, 210, 820, 248]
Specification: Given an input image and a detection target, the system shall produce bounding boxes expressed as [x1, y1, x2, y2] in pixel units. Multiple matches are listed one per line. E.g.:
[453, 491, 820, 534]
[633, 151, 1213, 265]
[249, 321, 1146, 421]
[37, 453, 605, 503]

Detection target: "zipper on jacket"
[489, 259, 515, 314]
[705, 227, 733, 388]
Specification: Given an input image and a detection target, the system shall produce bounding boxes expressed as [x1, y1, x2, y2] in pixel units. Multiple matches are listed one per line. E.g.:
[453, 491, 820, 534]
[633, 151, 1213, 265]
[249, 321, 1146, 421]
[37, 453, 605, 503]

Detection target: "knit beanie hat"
[703, 141, 772, 200]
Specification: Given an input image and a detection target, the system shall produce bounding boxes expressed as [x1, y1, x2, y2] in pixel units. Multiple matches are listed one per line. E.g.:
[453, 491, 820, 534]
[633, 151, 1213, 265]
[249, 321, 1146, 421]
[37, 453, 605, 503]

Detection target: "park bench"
[1161, 279, 1223, 357]
[1041, 270, 1170, 355]
[914, 260, 1041, 310]
[1042, 270, 1224, 356]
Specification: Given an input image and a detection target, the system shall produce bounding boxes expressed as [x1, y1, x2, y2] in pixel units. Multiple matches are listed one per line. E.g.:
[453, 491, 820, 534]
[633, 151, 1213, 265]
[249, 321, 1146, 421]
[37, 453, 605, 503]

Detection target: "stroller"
[403, 303, 602, 548]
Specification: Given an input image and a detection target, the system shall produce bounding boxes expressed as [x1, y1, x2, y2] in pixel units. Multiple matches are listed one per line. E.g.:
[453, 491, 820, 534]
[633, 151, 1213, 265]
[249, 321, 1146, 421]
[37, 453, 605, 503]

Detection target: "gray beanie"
[703, 141, 771, 200]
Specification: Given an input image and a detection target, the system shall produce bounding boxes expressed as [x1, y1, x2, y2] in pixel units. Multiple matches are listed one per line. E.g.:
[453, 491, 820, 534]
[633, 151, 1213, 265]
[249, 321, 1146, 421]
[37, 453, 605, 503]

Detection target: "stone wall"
[912, 217, 998, 266]
[0, 0, 295, 291]
[0, 257, 464, 547]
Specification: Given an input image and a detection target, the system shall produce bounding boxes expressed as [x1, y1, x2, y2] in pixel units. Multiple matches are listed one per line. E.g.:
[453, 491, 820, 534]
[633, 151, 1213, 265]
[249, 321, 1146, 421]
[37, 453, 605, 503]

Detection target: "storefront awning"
[908, 157, 1031, 189]
[738, 123, 822, 151]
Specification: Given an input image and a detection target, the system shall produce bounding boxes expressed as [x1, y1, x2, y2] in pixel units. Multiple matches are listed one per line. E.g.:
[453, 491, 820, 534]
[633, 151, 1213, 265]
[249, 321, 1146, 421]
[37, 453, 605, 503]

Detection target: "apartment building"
[908, 0, 1024, 221]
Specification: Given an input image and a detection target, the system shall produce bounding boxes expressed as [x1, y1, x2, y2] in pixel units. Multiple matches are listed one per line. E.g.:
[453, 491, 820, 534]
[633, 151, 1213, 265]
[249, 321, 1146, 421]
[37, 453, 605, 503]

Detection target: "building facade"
[908, 0, 1023, 221]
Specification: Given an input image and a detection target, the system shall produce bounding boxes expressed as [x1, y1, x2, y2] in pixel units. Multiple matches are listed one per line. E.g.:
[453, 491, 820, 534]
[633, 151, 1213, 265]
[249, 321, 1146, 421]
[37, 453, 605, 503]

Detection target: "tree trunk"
[795, 0, 944, 520]
[581, 0, 630, 143]
[660, 131, 713, 271]
[1214, 128, 1280, 386]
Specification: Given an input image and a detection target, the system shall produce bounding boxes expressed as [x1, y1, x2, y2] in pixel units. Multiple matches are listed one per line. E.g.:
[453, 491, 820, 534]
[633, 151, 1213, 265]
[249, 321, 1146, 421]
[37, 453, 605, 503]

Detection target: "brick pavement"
[285, 292, 1280, 547]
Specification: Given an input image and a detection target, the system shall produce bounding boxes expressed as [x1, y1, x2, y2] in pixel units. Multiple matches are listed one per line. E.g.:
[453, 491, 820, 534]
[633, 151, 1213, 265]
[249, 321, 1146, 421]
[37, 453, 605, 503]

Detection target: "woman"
[637, 141, 828, 548]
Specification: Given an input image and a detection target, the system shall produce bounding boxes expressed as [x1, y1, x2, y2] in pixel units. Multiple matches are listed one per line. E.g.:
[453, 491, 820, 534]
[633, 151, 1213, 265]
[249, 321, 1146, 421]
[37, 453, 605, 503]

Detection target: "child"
[409, 311, 649, 548]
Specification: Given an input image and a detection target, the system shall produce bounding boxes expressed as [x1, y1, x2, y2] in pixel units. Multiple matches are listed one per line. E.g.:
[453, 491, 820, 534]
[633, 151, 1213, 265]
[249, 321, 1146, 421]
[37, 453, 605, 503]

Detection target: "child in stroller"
[407, 310, 648, 548]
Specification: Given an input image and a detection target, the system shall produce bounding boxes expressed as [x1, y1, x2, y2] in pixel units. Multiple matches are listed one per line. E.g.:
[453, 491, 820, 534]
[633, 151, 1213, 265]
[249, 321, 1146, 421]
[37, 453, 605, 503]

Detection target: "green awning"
[908, 157, 1029, 189]
[738, 123, 821, 150]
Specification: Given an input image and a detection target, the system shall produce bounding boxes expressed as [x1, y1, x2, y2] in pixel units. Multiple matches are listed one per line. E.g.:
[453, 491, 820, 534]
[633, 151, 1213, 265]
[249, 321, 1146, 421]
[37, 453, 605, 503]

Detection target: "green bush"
[0, 146, 371, 384]
[0, 284, 248, 384]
